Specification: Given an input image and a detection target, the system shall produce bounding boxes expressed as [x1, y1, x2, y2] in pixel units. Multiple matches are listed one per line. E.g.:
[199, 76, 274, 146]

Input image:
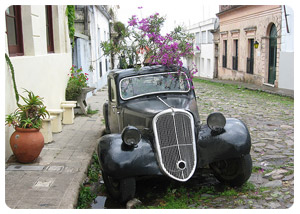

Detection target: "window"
[247, 39, 254, 74]
[105, 59, 108, 71]
[195, 32, 200, 45]
[201, 31, 206, 44]
[97, 27, 101, 55]
[232, 40, 238, 70]
[5, 6, 24, 56]
[222, 40, 227, 68]
[201, 58, 204, 72]
[45, 6, 54, 53]
[207, 59, 211, 73]
[119, 72, 190, 100]
[109, 78, 116, 102]
[208, 31, 213, 44]
[99, 61, 103, 77]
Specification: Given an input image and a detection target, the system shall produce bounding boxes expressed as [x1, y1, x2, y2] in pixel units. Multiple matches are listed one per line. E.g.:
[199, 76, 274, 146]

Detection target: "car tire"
[209, 154, 252, 187]
[102, 171, 136, 203]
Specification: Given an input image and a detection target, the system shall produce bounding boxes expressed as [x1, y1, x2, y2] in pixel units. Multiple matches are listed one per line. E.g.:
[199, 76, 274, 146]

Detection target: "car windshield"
[120, 72, 190, 100]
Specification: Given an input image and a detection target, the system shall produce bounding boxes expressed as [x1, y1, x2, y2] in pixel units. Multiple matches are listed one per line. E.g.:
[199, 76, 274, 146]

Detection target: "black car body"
[97, 65, 252, 202]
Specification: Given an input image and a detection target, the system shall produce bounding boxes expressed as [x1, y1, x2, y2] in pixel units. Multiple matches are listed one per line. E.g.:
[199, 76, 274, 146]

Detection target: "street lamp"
[254, 41, 259, 49]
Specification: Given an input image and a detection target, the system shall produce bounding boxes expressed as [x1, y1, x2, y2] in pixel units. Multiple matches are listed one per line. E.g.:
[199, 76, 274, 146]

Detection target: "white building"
[5, 5, 72, 160]
[89, 6, 112, 90]
[184, 18, 218, 79]
[278, 5, 294, 90]
[73, 5, 115, 95]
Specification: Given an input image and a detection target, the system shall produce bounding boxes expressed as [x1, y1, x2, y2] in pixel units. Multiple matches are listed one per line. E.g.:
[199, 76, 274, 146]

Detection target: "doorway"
[268, 24, 277, 85]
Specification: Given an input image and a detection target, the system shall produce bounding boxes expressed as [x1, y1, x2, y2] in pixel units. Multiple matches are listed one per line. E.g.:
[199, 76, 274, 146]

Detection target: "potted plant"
[5, 89, 49, 163]
[65, 66, 95, 114]
[65, 66, 88, 101]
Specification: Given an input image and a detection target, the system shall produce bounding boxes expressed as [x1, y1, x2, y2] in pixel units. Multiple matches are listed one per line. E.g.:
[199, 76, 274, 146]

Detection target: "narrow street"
[193, 79, 294, 208]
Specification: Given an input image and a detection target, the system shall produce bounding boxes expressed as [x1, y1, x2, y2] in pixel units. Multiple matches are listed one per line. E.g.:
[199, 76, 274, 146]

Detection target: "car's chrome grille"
[153, 109, 197, 182]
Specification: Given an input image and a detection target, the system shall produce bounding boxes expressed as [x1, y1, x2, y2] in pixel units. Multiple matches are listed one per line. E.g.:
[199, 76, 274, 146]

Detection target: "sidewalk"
[199, 77, 294, 98]
[5, 88, 108, 209]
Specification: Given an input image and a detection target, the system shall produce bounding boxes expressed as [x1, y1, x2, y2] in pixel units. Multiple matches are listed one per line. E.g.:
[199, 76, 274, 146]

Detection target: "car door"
[108, 77, 121, 133]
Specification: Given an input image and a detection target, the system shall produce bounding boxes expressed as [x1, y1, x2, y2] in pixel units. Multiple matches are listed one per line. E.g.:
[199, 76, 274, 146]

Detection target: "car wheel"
[209, 154, 252, 187]
[101, 171, 136, 203]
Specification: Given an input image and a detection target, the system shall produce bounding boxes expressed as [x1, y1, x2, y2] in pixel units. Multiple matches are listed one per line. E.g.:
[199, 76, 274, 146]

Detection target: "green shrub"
[65, 79, 82, 101]
[65, 66, 88, 101]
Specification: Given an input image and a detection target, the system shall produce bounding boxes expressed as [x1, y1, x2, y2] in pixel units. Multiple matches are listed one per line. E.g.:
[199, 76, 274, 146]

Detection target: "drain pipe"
[283, 5, 290, 33]
[84, 6, 88, 35]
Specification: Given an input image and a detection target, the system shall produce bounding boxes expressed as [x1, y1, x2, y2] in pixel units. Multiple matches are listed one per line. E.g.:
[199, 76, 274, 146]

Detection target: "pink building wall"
[217, 5, 282, 87]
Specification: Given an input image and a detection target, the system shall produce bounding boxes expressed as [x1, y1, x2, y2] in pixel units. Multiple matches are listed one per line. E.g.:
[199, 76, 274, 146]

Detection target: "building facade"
[73, 5, 116, 94]
[215, 5, 294, 90]
[184, 18, 218, 79]
[5, 5, 72, 160]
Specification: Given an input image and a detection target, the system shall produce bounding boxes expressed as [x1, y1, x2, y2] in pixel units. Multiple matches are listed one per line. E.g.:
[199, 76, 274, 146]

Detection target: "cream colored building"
[5, 5, 72, 160]
[215, 5, 293, 89]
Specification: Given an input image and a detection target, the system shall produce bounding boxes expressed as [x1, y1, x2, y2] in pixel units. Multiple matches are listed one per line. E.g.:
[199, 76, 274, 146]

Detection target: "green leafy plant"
[5, 53, 19, 104]
[101, 9, 194, 71]
[66, 5, 75, 47]
[5, 89, 49, 129]
[65, 66, 89, 101]
[86, 105, 99, 115]
[87, 153, 101, 182]
[77, 152, 100, 209]
[77, 185, 96, 209]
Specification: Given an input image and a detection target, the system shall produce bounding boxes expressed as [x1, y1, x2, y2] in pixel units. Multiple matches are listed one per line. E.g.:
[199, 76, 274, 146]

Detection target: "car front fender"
[97, 134, 162, 179]
[197, 118, 251, 167]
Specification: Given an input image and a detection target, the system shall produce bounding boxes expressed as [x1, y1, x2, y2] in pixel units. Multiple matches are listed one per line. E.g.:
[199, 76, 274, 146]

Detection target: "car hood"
[123, 96, 193, 115]
[122, 96, 200, 130]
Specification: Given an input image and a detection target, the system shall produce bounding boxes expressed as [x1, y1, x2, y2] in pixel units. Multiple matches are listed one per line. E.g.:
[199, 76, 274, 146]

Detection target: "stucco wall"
[278, 6, 294, 90]
[5, 5, 72, 160]
[217, 5, 282, 86]
[278, 52, 294, 90]
[10, 54, 71, 109]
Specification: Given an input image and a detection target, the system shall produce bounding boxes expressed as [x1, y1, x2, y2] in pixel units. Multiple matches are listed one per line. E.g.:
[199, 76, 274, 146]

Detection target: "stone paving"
[193, 79, 294, 208]
[4, 79, 294, 209]
[87, 79, 294, 209]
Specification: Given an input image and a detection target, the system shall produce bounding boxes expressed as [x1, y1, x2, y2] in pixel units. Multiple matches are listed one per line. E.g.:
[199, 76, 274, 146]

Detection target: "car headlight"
[207, 112, 226, 132]
[121, 126, 141, 147]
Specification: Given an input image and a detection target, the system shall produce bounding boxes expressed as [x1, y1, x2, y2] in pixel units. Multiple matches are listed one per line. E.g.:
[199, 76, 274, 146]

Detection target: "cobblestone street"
[193, 79, 294, 208]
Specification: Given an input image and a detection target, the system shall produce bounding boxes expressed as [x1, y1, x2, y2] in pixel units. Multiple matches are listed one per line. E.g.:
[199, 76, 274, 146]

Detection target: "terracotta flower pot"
[10, 127, 44, 163]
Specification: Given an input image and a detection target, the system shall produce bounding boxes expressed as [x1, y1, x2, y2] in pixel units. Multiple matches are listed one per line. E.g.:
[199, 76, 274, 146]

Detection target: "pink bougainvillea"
[101, 7, 198, 84]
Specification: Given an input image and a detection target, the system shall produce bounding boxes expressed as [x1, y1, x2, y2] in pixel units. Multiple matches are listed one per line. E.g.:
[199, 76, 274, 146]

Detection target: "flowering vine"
[101, 7, 198, 85]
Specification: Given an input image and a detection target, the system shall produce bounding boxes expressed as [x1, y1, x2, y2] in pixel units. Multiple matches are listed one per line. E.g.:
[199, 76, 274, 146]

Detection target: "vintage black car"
[97, 65, 252, 202]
